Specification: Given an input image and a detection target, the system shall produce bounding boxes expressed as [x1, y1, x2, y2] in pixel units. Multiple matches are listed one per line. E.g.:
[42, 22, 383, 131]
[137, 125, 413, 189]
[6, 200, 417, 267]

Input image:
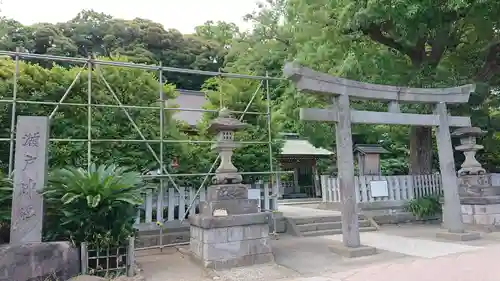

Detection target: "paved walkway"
[324, 232, 482, 258]
[137, 222, 500, 281]
[286, 243, 499, 281]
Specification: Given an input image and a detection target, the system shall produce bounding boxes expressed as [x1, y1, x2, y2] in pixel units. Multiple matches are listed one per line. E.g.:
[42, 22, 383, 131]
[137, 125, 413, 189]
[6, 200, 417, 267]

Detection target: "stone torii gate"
[283, 62, 480, 255]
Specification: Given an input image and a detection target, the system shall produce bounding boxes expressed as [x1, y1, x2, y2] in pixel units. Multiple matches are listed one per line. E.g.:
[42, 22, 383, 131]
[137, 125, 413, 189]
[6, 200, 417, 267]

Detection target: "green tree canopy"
[0, 56, 186, 172]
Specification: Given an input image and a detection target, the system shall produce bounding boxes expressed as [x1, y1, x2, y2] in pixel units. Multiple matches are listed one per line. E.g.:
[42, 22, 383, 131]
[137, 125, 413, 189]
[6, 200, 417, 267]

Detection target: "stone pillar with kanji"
[188, 108, 274, 269]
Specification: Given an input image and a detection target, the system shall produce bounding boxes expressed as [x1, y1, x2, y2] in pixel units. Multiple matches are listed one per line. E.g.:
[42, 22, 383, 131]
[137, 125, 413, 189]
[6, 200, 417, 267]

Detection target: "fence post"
[145, 188, 153, 223]
[320, 176, 327, 202]
[80, 242, 88, 275]
[127, 236, 135, 277]
[408, 176, 415, 199]
[263, 183, 270, 211]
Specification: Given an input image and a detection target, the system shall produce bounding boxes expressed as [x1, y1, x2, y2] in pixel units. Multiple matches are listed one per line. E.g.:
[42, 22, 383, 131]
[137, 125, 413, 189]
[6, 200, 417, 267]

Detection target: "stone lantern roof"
[207, 108, 246, 133]
[451, 127, 486, 138]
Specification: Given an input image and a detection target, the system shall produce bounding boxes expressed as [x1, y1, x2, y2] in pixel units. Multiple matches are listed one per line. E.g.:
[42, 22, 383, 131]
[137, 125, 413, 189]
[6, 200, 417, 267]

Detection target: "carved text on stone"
[22, 132, 41, 147]
[22, 153, 37, 171]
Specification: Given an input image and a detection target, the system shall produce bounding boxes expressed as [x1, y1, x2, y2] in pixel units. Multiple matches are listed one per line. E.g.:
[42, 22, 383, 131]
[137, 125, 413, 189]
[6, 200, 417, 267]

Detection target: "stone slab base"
[189, 213, 273, 270]
[463, 223, 500, 233]
[0, 242, 79, 281]
[186, 248, 274, 270]
[461, 200, 500, 230]
[436, 231, 481, 241]
[328, 242, 377, 258]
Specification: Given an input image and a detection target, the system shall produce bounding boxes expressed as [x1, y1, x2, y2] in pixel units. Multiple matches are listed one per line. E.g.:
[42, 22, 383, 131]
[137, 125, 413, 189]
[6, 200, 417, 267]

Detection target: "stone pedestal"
[189, 184, 273, 269]
[459, 174, 500, 232]
[189, 212, 273, 269]
[459, 174, 500, 197]
[200, 184, 259, 216]
[461, 197, 500, 231]
[458, 174, 500, 231]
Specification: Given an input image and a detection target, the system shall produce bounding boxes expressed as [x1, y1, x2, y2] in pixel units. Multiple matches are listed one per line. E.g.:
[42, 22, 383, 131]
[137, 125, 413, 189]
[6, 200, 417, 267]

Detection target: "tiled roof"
[280, 139, 333, 156]
[354, 144, 389, 154]
[169, 89, 206, 126]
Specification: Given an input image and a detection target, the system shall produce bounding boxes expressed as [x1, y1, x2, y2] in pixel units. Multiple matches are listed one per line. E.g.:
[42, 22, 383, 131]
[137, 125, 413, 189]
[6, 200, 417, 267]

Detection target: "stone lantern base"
[188, 183, 274, 270]
[459, 174, 500, 232]
[461, 196, 500, 232]
[189, 213, 274, 269]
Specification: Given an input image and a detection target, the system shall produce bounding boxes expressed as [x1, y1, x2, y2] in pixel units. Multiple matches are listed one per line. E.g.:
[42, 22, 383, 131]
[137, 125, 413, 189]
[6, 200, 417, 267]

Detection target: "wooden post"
[293, 167, 300, 193]
[312, 159, 320, 198]
[333, 95, 360, 247]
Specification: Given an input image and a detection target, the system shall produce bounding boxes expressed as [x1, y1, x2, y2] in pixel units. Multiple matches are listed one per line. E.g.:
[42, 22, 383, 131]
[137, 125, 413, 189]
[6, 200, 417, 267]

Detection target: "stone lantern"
[451, 127, 486, 176]
[208, 107, 246, 184]
[453, 127, 500, 232]
[188, 108, 273, 270]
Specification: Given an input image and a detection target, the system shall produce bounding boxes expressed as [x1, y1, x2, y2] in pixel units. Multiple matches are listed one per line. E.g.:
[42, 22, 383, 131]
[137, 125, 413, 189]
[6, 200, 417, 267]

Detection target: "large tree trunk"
[409, 126, 433, 175]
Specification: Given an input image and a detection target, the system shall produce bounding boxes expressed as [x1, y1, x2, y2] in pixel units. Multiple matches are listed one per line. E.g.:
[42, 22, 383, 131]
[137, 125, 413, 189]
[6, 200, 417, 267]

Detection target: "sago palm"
[43, 163, 148, 247]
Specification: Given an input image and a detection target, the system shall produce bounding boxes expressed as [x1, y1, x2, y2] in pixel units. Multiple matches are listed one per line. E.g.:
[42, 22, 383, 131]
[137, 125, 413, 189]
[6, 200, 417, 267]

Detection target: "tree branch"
[475, 41, 500, 82]
[427, 26, 452, 67]
[427, 5, 476, 67]
[363, 23, 407, 53]
[362, 22, 426, 66]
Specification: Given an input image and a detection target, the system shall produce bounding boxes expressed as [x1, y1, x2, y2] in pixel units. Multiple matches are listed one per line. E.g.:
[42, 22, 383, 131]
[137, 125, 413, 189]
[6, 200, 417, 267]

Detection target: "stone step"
[293, 215, 367, 225]
[278, 199, 323, 205]
[297, 220, 371, 232]
[301, 226, 377, 237]
[293, 216, 342, 225]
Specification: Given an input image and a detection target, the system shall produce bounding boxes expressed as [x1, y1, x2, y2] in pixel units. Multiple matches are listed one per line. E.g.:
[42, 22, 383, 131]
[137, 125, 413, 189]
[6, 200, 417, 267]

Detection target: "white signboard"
[369, 180, 389, 197]
[247, 189, 261, 210]
[213, 209, 228, 217]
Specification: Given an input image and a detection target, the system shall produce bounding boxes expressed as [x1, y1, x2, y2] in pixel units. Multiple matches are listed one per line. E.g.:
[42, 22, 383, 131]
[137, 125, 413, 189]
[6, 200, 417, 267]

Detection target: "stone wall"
[190, 223, 273, 269]
[0, 242, 80, 281]
[461, 203, 500, 231]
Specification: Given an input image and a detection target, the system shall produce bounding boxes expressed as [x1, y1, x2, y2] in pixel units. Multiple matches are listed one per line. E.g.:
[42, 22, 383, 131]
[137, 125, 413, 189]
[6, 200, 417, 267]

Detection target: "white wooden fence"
[135, 183, 276, 224]
[320, 174, 442, 203]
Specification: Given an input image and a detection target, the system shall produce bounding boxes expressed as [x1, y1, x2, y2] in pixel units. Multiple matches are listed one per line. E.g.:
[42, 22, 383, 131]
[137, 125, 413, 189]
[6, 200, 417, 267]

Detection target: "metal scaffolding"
[0, 50, 286, 220]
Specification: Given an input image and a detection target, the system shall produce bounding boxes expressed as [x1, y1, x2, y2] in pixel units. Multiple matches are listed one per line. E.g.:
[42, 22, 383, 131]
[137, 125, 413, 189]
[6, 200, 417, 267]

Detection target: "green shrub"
[42, 163, 149, 248]
[0, 171, 13, 243]
[404, 195, 442, 219]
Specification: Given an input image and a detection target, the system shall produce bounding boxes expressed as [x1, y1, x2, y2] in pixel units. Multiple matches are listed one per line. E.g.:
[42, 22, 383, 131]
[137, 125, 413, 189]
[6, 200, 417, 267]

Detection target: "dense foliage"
[1, 0, 500, 177]
[43, 163, 147, 247]
[0, 171, 12, 243]
[0, 56, 186, 173]
[221, 0, 500, 173]
[0, 10, 223, 90]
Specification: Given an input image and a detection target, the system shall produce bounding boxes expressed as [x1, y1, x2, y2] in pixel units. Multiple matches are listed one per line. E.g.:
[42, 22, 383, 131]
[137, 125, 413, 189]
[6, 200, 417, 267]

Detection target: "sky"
[0, 0, 259, 33]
